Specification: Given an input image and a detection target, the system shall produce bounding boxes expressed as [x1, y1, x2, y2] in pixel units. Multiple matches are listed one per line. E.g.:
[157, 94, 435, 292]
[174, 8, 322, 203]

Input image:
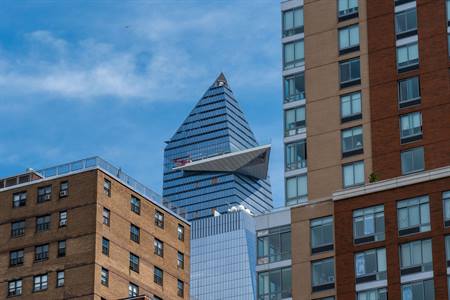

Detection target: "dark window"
[401, 147, 424, 175]
[285, 175, 308, 206]
[12, 192, 26, 208]
[35, 244, 49, 262]
[177, 280, 184, 297]
[56, 271, 65, 287]
[10, 249, 24, 266]
[398, 76, 420, 108]
[339, 58, 361, 88]
[130, 224, 140, 243]
[131, 196, 141, 214]
[59, 210, 67, 227]
[353, 205, 385, 244]
[338, 24, 359, 54]
[341, 126, 363, 157]
[101, 268, 109, 286]
[400, 112, 422, 143]
[11, 220, 25, 238]
[154, 239, 164, 257]
[33, 274, 48, 292]
[154, 267, 163, 285]
[257, 225, 291, 264]
[103, 208, 110, 226]
[341, 91, 362, 122]
[103, 179, 111, 197]
[355, 248, 387, 283]
[59, 181, 69, 198]
[36, 215, 51, 232]
[395, 8, 417, 38]
[284, 73, 305, 103]
[8, 279, 22, 296]
[129, 282, 139, 297]
[285, 106, 306, 137]
[155, 210, 164, 228]
[58, 240, 66, 257]
[178, 224, 185, 241]
[37, 185, 52, 203]
[257, 267, 292, 299]
[282, 7, 304, 37]
[130, 253, 139, 273]
[397, 195, 430, 236]
[397, 42, 419, 71]
[102, 238, 110, 256]
[285, 140, 307, 171]
[310, 217, 334, 254]
[312, 258, 335, 292]
[400, 239, 432, 275]
[177, 252, 185, 269]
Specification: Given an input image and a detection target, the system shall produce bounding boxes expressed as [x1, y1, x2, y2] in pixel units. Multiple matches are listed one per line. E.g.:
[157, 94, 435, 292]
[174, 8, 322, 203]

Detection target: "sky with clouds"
[0, 0, 285, 207]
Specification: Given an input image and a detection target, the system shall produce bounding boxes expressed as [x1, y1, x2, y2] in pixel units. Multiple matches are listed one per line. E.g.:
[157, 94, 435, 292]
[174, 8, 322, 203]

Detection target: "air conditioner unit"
[60, 219, 67, 226]
[44, 194, 51, 201]
[60, 190, 68, 197]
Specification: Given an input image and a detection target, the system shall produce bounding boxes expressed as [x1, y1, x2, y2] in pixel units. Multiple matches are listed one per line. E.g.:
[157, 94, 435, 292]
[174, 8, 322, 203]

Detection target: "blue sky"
[0, 1, 285, 207]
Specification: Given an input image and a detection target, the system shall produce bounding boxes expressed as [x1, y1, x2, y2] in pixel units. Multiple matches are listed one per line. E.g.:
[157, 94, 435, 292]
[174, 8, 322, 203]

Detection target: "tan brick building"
[0, 157, 190, 300]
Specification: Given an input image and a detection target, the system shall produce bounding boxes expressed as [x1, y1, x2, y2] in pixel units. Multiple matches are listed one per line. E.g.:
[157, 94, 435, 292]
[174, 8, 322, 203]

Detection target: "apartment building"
[0, 157, 190, 300]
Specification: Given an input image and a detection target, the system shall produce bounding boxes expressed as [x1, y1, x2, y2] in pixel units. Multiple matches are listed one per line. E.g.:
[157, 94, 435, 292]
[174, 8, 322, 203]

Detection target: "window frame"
[443, 191, 450, 227]
[395, 7, 418, 39]
[154, 266, 164, 286]
[283, 39, 305, 70]
[257, 267, 292, 300]
[101, 267, 109, 286]
[102, 237, 110, 256]
[398, 76, 421, 108]
[339, 58, 361, 88]
[59, 210, 68, 227]
[130, 196, 141, 215]
[129, 252, 140, 273]
[37, 185, 52, 203]
[282, 7, 304, 37]
[340, 91, 362, 122]
[8, 279, 22, 296]
[401, 147, 425, 175]
[397, 195, 430, 236]
[284, 106, 306, 137]
[155, 210, 165, 229]
[354, 247, 387, 283]
[284, 72, 305, 103]
[285, 174, 308, 206]
[338, 24, 360, 54]
[154, 238, 164, 257]
[310, 216, 334, 254]
[34, 244, 49, 262]
[102, 208, 110, 226]
[400, 111, 423, 144]
[337, 0, 359, 21]
[58, 240, 66, 257]
[11, 220, 25, 238]
[285, 139, 307, 171]
[311, 258, 335, 292]
[33, 274, 48, 292]
[129, 282, 139, 297]
[9, 249, 24, 267]
[36, 215, 51, 232]
[399, 239, 433, 275]
[353, 205, 385, 244]
[341, 126, 364, 157]
[56, 271, 65, 288]
[396, 42, 419, 72]
[12, 191, 27, 208]
[130, 224, 140, 243]
[342, 160, 365, 188]
[178, 224, 185, 241]
[257, 225, 291, 264]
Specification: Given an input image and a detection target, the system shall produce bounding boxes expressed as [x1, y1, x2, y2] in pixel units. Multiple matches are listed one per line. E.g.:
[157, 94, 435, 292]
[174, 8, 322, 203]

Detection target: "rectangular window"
[154, 238, 164, 257]
[400, 112, 422, 143]
[33, 274, 48, 292]
[102, 238, 110, 256]
[155, 210, 164, 228]
[103, 208, 110, 226]
[59, 210, 67, 227]
[36, 215, 51, 232]
[131, 196, 140, 214]
[357, 288, 387, 300]
[283, 7, 304, 37]
[59, 181, 69, 198]
[11, 220, 25, 238]
[130, 224, 140, 243]
[398, 195, 430, 236]
[8, 279, 22, 296]
[284, 40, 304, 70]
[445, 235, 450, 266]
[395, 8, 417, 38]
[37, 185, 52, 203]
[339, 24, 359, 54]
[103, 178, 111, 196]
[353, 205, 385, 244]
[10, 249, 24, 266]
[178, 224, 185, 241]
[284, 73, 305, 103]
[355, 248, 387, 283]
[258, 267, 292, 300]
[257, 225, 291, 264]
[58, 240, 66, 257]
[443, 191, 450, 227]
[178, 280, 185, 297]
[285, 140, 307, 171]
[310, 217, 334, 254]
[285, 106, 306, 136]
[398, 76, 421, 108]
[401, 147, 424, 175]
[343, 160, 365, 188]
[397, 42, 419, 71]
[35, 244, 49, 262]
[341, 91, 362, 122]
[312, 258, 335, 292]
[129, 282, 139, 297]
[342, 126, 363, 156]
[339, 58, 361, 88]
[178, 251, 185, 269]
[338, 0, 359, 20]
[400, 239, 433, 275]
[402, 279, 435, 300]
[130, 253, 139, 273]
[286, 175, 308, 206]
[101, 267, 109, 286]
[154, 267, 164, 286]
[12, 191, 27, 208]
[447, 0, 450, 22]
[56, 271, 65, 287]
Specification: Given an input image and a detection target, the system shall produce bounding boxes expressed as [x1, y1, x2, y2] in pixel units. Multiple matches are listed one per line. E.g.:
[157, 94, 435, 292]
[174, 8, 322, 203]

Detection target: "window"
[312, 258, 335, 292]
[398, 195, 430, 236]
[33, 274, 48, 292]
[58, 240, 66, 257]
[447, 0, 450, 22]
[59, 210, 67, 227]
[339, 58, 361, 88]
[36, 215, 51, 232]
[101, 267, 109, 286]
[56, 271, 65, 287]
[341, 91, 362, 122]
[59, 181, 69, 198]
[177, 280, 184, 297]
[353, 205, 385, 244]
[357, 288, 387, 300]
[102, 238, 110, 256]
[341, 126, 363, 156]
[37, 185, 52, 203]
[355, 248, 387, 283]
[443, 191, 450, 227]
[284, 40, 304, 69]
[130, 253, 139, 273]
[339, 24, 359, 54]
[448, 34, 450, 58]
[401, 147, 424, 175]
[155, 210, 164, 228]
[10, 249, 24, 266]
[445, 235, 450, 266]
[285, 140, 307, 171]
[283, 7, 304, 37]
[343, 161, 365, 188]
[11, 220, 25, 238]
[257, 225, 291, 264]
[12, 192, 26, 208]
[397, 42, 419, 71]
[395, 8, 417, 38]
[8, 279, 22, 296]
[400, 239, 432, 275]
[284, 73, 305, 102]
[338, 0, 358, 20]
[286, 175, 308, 206]
[154, 238, 164, 257]
[130, 224, 140, 243]
[310, 217, 333, 254]
[103, 178, 111, 196]
[400, 112, 422, 143]
[178, 224, 185, 241]
[257, 267, 292, 300]
[398, 76, 421, 107]
[154, 267, 163, 285]
[177, 252, 185, 269]
[103, 208, 110, 226]
[285, 106, 306, 136]
[35, 244, 49, 262]
[129, 282, 139, 297]
[401, 279, 434, 300]
[130, 196, 140, 214]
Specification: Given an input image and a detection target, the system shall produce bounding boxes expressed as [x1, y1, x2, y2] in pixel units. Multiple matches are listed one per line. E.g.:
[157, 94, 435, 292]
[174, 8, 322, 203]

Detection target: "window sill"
[311, 244, 334, 255]
[340, 79, 361, 89]
[398, 64, 419, 73]
[395, 0, 416, 6]
[312, 283, 335, 293]
[401, 134, 422, 144]
[342, 148, 364, 158]
[396, 30, 418, 40]
[399, 98, 421, 109]
[338, 12, 358, 22]
[339, 45, 360, 56]
[341, 113, 362, 123]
